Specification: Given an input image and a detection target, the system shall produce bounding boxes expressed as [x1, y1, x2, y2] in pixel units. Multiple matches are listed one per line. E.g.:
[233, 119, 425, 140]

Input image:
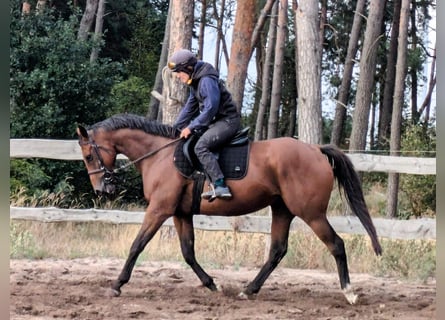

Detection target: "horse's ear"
[76, 125, 89, 141]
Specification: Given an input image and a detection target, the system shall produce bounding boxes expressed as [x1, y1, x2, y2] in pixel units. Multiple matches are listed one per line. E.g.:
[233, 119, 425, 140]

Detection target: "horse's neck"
[113, 130, 172, 161]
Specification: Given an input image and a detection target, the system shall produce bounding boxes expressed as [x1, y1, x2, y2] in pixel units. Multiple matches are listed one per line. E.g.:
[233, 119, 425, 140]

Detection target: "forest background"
[10, 0, 436, 219]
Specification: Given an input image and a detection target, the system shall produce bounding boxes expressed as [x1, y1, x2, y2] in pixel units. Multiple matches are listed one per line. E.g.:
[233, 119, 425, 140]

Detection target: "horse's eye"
[85, 154, 94, 162]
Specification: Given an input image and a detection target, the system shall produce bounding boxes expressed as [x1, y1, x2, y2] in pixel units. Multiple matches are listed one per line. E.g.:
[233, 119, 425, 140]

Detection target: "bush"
[107, 76, 151, 116]
[400, 124, 436, 217]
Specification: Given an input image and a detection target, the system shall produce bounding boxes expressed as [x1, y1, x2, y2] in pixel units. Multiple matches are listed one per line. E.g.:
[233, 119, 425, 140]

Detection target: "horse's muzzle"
[95, 182, 116, 198]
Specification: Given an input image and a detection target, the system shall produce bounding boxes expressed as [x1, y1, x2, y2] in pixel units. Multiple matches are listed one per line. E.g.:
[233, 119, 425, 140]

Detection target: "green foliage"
[10, 6, 124, 139]
[10, 159, 51, 195]
[9, 3, 124, 201]
[100, 0, 167, 64]
[107, 76, 151, 116]
[125, 1, 167, 83]
[399, 124, 436, 217]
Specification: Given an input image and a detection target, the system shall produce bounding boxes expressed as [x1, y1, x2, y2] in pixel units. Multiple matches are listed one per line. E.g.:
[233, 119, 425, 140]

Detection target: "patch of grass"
[10, 222, 47, 259]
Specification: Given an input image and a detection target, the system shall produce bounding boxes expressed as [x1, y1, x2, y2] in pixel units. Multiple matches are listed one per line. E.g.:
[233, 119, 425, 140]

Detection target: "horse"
[76, 113, 382, 304]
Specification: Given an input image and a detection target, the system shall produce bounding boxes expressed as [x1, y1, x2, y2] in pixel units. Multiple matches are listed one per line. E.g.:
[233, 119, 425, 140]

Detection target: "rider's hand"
[180, 127, 192, 139]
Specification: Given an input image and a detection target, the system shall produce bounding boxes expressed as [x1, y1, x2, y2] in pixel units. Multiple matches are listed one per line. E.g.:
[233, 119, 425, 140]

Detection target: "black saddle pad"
[173, 139, 250, 180]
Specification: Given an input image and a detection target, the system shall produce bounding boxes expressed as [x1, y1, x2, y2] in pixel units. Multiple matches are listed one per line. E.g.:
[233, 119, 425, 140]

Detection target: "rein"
[113, 137, 182, 174]
[83, 137, 182, 176]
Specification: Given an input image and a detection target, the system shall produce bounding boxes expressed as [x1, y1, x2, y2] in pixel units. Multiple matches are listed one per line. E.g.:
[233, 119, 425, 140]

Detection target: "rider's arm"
[174, 91, 199, 131]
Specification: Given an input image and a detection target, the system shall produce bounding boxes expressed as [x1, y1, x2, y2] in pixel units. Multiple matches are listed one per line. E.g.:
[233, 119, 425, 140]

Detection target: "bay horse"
[76, 113, 381, 304]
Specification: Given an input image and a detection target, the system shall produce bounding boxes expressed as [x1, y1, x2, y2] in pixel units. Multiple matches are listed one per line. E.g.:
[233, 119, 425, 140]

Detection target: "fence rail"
[10, 207, 436, 240]
[10, 139, 436, 241]
[10, 139, 436, 175]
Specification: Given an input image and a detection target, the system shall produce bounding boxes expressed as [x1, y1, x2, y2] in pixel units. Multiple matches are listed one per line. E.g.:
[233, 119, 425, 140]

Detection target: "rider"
[168, 49, 241, 200]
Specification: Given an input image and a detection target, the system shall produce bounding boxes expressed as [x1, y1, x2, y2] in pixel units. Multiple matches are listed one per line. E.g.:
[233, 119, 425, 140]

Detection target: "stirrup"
[201, 185, 232, 202]
[201, 184, 217, 202]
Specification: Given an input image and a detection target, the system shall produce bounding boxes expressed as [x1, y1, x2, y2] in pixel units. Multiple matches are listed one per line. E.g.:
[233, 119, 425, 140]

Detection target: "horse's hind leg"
[241, 200, 294, 298]
[173, 215, 217, 291]
[306, 216, 357, 304]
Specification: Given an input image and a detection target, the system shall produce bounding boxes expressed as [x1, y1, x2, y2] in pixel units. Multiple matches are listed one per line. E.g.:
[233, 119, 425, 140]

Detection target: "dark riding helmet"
[167, 49, 197, 75]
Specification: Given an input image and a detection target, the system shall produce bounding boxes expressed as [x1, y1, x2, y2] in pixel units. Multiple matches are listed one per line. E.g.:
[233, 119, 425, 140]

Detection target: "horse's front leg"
[109, 207, 170, 297]
[173, 215, 218, 291]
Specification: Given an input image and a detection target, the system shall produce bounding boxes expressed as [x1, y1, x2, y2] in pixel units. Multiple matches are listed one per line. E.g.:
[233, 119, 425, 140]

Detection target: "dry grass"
[10, 182, 435, 281]
[10, 219, 435, 282]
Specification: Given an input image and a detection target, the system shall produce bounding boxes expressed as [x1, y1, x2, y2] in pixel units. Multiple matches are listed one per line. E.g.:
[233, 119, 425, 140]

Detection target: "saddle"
[173, 127, 251, 180]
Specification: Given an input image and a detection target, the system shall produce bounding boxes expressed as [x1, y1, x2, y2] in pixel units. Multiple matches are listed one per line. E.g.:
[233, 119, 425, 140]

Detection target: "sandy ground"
[10, 258, 435, 320]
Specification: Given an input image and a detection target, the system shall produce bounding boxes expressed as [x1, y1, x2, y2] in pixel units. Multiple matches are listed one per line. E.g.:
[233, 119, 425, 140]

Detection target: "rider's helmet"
[167, 49, 197, 75]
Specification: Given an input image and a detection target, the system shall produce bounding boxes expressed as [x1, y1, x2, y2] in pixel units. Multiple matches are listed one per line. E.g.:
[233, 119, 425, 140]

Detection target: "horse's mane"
[89, 113, 178, 139]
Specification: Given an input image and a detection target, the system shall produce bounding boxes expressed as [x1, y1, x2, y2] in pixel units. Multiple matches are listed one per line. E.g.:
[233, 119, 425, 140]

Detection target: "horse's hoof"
[238, 291, 256, 300]
[238, 292, 249, 300]
[208, 283, 218, 291]
[107, 288, 121, 298]
[343, 285, 358, 305]
[216, 284, 223, 292]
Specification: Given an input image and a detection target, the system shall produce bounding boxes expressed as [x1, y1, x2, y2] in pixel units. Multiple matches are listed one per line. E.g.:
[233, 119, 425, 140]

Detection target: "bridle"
[79, 139, 116, 186]
[79, 136, 183, 184]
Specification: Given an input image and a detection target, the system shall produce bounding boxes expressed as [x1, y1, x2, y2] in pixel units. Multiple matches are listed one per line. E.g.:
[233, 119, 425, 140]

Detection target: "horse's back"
[249, 137, 332, 177]
[247, 137, 335, 214]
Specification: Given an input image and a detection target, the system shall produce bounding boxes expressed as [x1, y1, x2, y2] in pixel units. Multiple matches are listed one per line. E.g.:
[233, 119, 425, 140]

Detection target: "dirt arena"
[10, 258, 435, 320]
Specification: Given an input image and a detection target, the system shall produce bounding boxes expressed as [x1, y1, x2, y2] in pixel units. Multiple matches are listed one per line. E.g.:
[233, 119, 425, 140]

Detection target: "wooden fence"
[10, 139, 436, 175]
[10, 139, 437, 240]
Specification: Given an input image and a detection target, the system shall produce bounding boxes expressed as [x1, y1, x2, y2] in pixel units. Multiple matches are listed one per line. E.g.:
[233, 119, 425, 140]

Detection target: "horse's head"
[76, 125, 117, 197]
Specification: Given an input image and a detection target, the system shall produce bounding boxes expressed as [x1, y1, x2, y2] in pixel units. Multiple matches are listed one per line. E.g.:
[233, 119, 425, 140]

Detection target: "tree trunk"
[90, 0, 105, 62]
[78, 0, 99, 41]
[267, 0, 288, 139]
[410, 0, 418, 123]
[212, 0, 225, 70]
[349, 0, 386, 153]
[331, 0, 366, 146]
[295, 0, 322, 144]
[147, 0, 172, 120]
[255, 1, 278, 141]
[227, 0, 256, 113]
[162, 0, 195, 125]
[197, 0, 207, 59]
[387, 0, 410, 218]
[36, 0, 46, 13]
[378, 0, 401, 150]
[22, 1, 31, 14]
[419, 45, 436, 125]
[319, 0, 327, 54]
[251, 0, 277, 56]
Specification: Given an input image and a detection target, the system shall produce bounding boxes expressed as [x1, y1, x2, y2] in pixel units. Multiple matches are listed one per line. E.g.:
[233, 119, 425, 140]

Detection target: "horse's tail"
[320, 144, 382, 255]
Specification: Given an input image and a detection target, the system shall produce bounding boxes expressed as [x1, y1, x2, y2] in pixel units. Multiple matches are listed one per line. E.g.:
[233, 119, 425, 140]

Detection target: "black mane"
[89, 113, 178, 139]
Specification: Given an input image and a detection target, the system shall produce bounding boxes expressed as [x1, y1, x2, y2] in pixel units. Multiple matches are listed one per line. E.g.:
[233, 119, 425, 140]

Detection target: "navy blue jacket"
[174, 61, 239, 132]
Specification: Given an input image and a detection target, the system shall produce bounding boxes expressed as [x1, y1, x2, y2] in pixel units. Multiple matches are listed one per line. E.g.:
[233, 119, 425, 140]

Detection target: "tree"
[10, 5, 122, 139]
[267, 0, 288, 139]
[255, 1, 278, 141]
[226, 0, 256, 112]
[295, 0, 322, 144]
[349, 0, 386, 153]
[10, 1, 123, 198]
[161, 0, 195, 125]
[386, 0, 409, 218]
[330, 0, 366, 147]
[418, 44, 436, 125]
[377, 0, 401, 149]
[90, 0, 105, 62]
[78, 0, 98, 41]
